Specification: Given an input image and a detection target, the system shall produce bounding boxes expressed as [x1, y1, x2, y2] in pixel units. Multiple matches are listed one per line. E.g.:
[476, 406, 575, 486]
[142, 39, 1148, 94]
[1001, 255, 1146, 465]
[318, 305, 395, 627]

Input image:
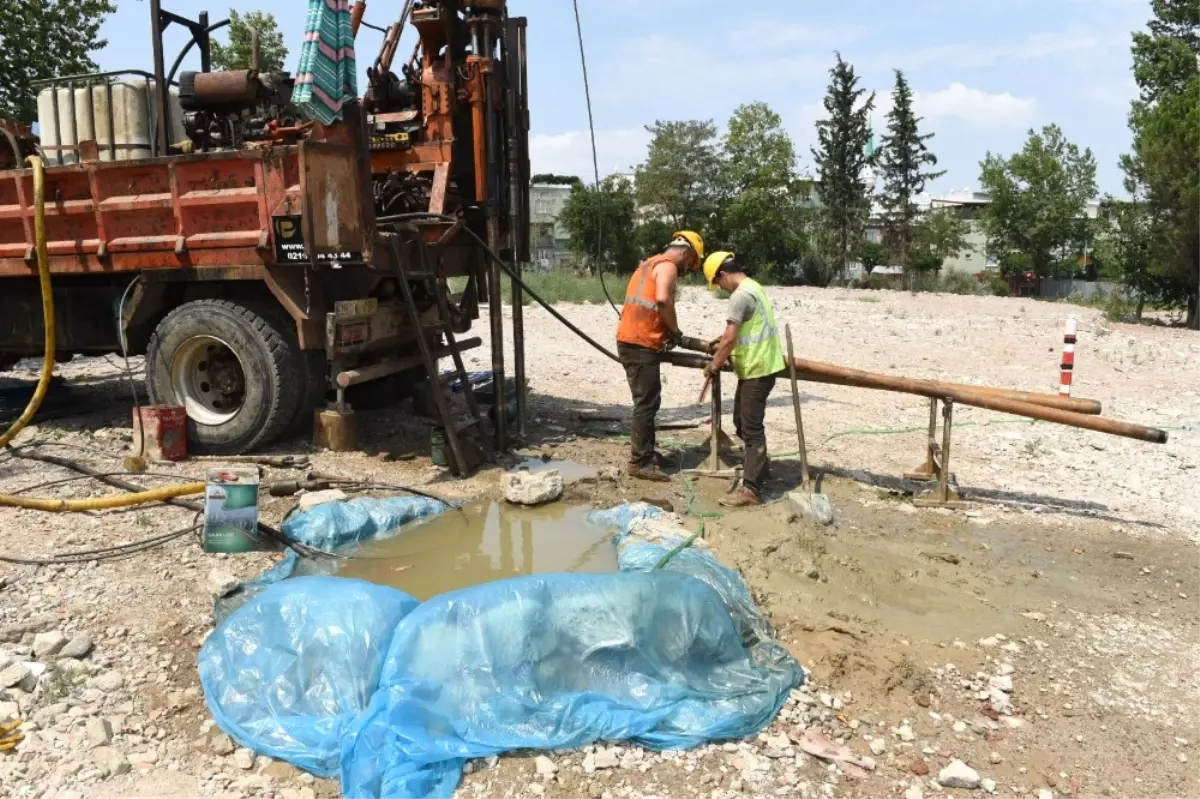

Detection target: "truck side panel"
[0, 149, 300, 275]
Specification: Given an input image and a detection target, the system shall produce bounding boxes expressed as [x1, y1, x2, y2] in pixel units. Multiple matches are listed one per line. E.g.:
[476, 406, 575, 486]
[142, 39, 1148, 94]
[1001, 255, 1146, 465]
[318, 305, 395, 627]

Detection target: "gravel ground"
[0, 287, 1196, 799]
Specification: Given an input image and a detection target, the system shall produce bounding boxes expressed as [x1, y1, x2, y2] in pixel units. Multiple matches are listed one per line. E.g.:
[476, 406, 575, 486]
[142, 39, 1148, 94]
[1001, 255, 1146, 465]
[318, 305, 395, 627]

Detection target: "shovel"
[785, 324, 833, 525]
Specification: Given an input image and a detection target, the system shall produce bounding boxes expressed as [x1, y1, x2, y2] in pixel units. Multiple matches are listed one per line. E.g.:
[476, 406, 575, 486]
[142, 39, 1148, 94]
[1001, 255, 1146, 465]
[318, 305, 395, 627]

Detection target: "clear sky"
[93, 0, 1152, 195]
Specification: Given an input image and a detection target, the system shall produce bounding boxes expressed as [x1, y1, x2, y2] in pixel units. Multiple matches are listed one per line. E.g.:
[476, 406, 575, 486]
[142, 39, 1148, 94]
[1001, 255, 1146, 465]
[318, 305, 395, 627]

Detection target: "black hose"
[0, 523, 200, 566]
[377, 214, 620, 363]
[166, 19, 231, 84]
[570, 0, 620, 317]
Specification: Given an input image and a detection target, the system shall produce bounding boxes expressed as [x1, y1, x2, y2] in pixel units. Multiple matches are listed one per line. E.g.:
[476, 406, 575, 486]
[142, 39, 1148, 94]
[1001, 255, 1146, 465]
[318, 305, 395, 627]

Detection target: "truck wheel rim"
[171, 336, 245, 426]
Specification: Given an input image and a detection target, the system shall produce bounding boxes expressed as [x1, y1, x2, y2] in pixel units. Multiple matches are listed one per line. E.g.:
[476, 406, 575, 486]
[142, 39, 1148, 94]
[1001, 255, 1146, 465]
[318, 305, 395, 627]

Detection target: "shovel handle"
[785, 324, 811, 490]
[698, 373, 712, 404]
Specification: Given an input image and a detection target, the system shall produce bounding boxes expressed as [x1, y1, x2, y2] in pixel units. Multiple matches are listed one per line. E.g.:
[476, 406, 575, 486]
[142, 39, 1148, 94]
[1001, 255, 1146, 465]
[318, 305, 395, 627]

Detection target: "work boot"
[719, 487, 761, 507]
[627, 462, 671, 483]
[652, 450, 678, 468]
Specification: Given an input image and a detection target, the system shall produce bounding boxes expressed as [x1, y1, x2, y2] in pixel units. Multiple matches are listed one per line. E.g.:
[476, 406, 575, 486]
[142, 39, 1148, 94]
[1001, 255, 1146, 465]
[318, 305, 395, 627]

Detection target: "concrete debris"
[869, 738, 887, 756]
[0, 663, 30, 690]
[501, 468, 563, 506]
[87, 670, 125, 693]
[207, 568, 240, 598]
[535, 755, 558, 776]
[297, 488, 349, 511]
[982, 777, 997, 793]
[85, 717, 112, 748]
[989, 675, 1014, 693]
[894, 724, 916, 742]
[91, 746, 130, 777]
[938, 759, 982, 789]
[32, 630, 67, 658]
[233, 748, 256, 770]
[57, 633, 94, 660]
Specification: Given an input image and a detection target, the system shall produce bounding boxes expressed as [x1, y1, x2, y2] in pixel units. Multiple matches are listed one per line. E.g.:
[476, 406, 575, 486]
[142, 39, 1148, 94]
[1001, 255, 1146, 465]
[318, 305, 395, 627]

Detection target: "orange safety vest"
[616, 254, 676, 350]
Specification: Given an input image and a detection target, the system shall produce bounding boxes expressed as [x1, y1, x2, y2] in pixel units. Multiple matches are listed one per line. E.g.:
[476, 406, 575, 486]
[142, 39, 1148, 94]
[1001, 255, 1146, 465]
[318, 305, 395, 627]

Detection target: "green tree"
[811, 53, 876, 282]
[856, 240, 887, 272]
[878, 70, 944, 267]
[210, 10, 288, 72]
[558, 175, 638, 274]
[912, 207, 972, 271]
[0, 1, 116, 125]
[717, 102, 808, 280]
[1119, 0, 1199, 328]
[978, 124, 1098, 277]
[632, 219, 673, 260]
[1093, 199, 1163, 319]
[531, 174, 582, 186]
[634, 120, 722, 231]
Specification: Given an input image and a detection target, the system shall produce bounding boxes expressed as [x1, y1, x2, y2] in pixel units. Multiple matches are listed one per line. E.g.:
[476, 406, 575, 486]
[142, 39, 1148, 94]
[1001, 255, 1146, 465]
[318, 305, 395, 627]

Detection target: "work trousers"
[618, 342, 662, 467]
[733, 372, 779, 495]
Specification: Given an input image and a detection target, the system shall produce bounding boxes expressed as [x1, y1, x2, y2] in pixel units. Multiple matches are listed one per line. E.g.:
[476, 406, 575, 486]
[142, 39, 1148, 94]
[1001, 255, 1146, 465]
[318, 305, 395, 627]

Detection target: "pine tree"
[878, 70, 944, 268]
[811, 53, 875, 282]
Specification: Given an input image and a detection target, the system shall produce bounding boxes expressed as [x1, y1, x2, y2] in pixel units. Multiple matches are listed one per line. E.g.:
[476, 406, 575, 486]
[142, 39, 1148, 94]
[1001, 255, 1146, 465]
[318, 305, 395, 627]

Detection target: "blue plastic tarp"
[199, 502, 804, 798]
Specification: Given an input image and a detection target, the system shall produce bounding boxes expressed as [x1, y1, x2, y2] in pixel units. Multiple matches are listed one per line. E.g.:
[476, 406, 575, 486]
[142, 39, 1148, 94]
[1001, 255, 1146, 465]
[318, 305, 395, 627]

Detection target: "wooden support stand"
[685, 370, 741, 479]
[908, 397, 968, 509]
[313, 394, 357, 453]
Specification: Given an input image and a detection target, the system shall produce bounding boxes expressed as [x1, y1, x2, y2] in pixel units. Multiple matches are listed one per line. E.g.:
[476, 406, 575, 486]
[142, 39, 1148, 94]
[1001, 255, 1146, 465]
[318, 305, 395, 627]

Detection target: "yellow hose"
[0, 156, 54, 448]
[0, 482, 205, 512]
[0, 156, 207, 513]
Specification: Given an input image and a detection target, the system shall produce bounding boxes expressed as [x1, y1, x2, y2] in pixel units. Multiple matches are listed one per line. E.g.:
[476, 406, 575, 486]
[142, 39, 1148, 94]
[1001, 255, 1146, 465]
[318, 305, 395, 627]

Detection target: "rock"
[938, 759, 981, 789]
[911, 761, 930, 776]
[1038, 791, 1054, 799]
[297, 488, 349, 511]
[299, 789, 316, 799]
[894, 724, 916, 742]
[905, 787, 924, 799]
[92, 746, 131, 777]
[978, 636, 1000, 648]
[528, 783, 546, 796]
[128, 750, 159, 767]
[88, 670, 125, 692]
[535, 755, 558, 777]
[591, 748, 620, 769]
[32, 702, 67, 726]
[233, 748, 255, 770]
[86, 717, 113, 747]
[0, 701, 18, 722]
[501, 469, 563, 506]
[989, 751, 1003, 764]
[787, 491, 834, 526]
[869, 739, 887, 756]
[989, 675, 1013, 693]
[210, 733, 236, 755]
[982, 777, 997, 793]
[58, 634, 94, 660]
[208, 568, 240, 598]
[33, 631, 68, 658]
[0, 662, 30, 689]
[952, 721, 967, 733]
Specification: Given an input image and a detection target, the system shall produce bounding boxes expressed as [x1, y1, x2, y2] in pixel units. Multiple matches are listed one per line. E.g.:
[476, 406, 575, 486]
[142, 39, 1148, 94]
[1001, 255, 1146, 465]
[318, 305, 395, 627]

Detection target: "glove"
[705, 336, 721, 354]
[702, 363, 714, 378]
[662, 329, 682, 352]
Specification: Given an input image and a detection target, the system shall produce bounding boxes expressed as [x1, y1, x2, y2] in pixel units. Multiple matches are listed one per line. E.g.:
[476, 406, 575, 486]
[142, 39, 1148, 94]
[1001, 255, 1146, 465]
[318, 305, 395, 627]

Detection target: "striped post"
[1059, 315, 1077, 397]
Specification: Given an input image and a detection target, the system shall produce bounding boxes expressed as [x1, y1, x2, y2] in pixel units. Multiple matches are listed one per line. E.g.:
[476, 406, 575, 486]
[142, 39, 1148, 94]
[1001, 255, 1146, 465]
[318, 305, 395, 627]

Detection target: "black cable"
[117, 275, 147, 459]
[571, 0, 620, 317]
[11, 471, 191, 496]
[377, 214, 620, 362]
[0, 523, 200, 566]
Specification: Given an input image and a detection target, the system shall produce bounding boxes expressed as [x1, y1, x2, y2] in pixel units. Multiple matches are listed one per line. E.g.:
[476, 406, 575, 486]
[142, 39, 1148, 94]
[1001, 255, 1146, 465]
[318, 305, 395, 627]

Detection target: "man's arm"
[709, 322, 739, 372]
[654, 262, 681, 337]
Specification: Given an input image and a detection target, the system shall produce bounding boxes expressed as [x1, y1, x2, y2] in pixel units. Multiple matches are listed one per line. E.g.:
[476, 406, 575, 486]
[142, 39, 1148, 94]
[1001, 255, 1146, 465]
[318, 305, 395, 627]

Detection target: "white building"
[529, 183, 573, 269]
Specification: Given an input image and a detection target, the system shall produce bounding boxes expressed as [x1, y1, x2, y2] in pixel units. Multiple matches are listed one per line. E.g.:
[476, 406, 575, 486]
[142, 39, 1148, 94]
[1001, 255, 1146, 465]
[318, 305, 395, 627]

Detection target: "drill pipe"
[658, 351, 1166, 444]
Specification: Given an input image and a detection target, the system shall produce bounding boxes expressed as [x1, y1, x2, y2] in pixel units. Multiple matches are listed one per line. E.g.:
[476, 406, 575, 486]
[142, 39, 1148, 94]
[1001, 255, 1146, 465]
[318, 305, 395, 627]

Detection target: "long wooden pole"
[656, 352, 1167, 444]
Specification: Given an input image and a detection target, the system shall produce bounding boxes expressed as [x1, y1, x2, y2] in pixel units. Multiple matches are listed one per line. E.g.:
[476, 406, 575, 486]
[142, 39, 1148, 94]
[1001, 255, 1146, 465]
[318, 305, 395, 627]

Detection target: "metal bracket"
[909, 397, 968, 509]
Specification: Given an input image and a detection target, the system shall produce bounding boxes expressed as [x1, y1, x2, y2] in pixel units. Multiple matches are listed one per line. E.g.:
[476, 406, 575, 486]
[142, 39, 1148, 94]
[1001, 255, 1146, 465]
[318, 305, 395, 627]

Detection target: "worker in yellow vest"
[616, 230, 708, 482]
[703, 251, 787, 506]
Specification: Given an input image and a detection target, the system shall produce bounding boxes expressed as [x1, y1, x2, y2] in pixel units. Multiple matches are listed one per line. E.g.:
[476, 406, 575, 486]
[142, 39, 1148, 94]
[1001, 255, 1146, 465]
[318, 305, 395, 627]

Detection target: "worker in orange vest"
[616, 230, 710, 481]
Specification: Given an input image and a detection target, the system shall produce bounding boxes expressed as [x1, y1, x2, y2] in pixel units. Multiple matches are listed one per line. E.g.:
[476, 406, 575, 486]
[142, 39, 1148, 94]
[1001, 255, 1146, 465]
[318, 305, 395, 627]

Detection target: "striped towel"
[293, 0, 358, 125]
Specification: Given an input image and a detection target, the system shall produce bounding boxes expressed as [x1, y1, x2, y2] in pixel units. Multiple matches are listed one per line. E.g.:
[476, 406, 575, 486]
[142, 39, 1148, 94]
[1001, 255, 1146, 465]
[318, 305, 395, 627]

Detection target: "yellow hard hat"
[703, 251, 734, 288]
[670, 230, 705, 265]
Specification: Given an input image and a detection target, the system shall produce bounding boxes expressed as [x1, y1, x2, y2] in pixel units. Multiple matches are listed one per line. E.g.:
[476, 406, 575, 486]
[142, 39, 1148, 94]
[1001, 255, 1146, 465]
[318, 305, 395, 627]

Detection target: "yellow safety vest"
[731, 278, 786, 380]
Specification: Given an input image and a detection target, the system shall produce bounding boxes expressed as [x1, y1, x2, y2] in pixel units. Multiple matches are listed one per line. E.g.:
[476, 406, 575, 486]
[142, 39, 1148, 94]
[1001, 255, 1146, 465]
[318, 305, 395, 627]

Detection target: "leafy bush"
[860, 274, 895, 291]
[981, 273, 1010, 296]
[938, 271, 985, 295]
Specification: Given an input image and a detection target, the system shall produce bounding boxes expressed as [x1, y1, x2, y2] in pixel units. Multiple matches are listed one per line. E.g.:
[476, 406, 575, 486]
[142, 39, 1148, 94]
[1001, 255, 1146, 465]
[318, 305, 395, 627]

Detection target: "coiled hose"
[0, 156, 204, 512]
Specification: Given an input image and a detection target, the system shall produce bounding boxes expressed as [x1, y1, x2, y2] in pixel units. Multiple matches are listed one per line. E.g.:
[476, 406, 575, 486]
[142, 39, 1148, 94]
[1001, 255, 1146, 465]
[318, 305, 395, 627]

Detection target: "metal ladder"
[387, 231, 484, 477]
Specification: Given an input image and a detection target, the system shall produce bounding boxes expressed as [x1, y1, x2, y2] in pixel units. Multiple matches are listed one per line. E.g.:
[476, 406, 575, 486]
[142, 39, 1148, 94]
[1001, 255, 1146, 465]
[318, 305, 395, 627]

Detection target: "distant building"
[529, 183, 574, 269]
[926, 190, 993, 275]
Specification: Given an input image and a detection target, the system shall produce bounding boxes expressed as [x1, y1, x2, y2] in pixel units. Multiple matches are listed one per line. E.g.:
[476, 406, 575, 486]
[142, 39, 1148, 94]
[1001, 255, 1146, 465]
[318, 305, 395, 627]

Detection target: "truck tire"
[146, 299, 304, 454]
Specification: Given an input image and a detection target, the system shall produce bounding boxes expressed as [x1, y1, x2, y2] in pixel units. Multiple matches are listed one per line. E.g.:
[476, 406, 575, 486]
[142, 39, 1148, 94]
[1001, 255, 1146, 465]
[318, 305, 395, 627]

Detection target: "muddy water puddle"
[334, 501, 617, 600]
[514, 458, 597, 483]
